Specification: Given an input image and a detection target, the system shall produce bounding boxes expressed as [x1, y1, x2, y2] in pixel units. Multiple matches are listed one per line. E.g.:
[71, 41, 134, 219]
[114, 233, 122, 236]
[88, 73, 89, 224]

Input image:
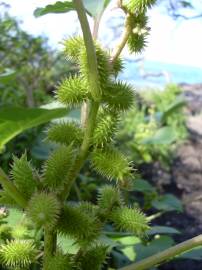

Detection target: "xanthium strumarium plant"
[0, 1, 202, 270]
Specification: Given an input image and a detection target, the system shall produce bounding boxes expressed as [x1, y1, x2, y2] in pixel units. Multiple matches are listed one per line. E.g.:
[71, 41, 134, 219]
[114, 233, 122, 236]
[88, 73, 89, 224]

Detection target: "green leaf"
[120, 236, 140, 261]
[57, 235, 79, 254]
[133, 179, 156, 193]
[115, 235, 140, 246]
[142, 126, 177, 145]
[111, 236, 140, 262]
[0, 69, 16, 84]
[135, 235, 175, 261]
[122, 246, 136, 261]
[83, 0, 111, 17]
[5, 208, 23, 227]
[179, 247, 202, 260]
[34, 1, 75, 17]
[98, 235, 119, 249]
[162, 97, 186, 122]
[0, 107, 68, 150]
[34, 0, 111, 18]
[148, 226, 181, 235]
[83, 0, 103, 17]
[111, 249, 131, 268]
[152, 194, 183, 212]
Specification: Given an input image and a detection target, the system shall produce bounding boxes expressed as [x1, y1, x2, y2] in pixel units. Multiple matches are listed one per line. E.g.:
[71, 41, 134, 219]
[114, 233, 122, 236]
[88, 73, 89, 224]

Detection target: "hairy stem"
[81, 102, 88, 128]
[119, 234, 202, 270]
[43, 229, 57, 270]
[60, 0, 101, 200]
[74, 0, 101, 101]
[61, 101, 99, 201]
[0, 167, 27, 208]
[81, 11, 102, 127]
[111, 14, 131, 64]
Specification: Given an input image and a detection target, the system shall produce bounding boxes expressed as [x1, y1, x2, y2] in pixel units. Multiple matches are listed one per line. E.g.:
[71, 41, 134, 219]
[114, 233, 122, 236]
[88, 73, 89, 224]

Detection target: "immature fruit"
[111, 206, 149, 236]
[0, 240, 37, 269]
[27, 193, 60, 229]
[123, 0, 156, 12]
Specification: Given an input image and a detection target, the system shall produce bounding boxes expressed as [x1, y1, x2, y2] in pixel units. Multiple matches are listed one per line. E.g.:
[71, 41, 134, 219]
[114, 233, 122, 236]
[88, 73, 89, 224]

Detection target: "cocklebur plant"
[0, 1, 152, 269]
[0, 1, 202, 270]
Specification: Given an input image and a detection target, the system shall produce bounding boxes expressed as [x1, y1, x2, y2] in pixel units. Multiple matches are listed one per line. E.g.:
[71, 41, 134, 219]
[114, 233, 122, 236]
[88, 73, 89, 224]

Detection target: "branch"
[111, 14, 131, 64]
[0, 167, 27, 208]
[74, 0, 101, 101]
[119, 234, 202, 270]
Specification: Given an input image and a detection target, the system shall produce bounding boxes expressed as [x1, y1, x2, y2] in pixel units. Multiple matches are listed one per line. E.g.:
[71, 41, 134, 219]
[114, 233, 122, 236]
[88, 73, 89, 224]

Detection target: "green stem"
[119, 234, 202, 270]
[61, 101, 99, 201]
[74, 0, 101, 101]
[61, 0, 101, 201]
[0, 167, 27, 208]
[43, 229, 57, 270]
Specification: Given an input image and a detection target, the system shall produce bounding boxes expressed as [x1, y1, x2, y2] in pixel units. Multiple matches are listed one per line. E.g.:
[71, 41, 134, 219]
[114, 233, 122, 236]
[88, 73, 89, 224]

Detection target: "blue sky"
[4, 0, 202, 68]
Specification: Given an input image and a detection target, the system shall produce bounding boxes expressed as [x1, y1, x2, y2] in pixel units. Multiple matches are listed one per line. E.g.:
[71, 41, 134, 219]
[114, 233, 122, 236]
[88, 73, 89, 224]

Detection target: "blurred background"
[0, 1, 202, 269]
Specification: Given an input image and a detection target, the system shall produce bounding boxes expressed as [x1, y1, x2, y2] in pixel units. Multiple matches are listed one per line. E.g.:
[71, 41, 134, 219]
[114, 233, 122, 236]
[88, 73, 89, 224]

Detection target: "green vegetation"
[118, 84, 187, 165]
[0, 1, 202, 270]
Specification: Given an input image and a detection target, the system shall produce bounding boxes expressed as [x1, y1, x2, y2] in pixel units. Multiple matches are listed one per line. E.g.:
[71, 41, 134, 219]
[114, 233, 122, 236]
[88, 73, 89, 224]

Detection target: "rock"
[187, 115, 202, 138]
[180, 83, 202, 114]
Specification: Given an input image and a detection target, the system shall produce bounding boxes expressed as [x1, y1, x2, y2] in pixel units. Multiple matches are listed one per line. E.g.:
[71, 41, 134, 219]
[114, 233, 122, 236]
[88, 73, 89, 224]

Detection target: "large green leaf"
[57, 235, 79, 254]
[148, 226, 181, 236]
[0, 69, 16, 84]
[34, 1, 75, 17]
[135, 235, 175, 261]
[152, 194, 183, 212]
[162, 97, 186, 122]
[34, 0, 112, 18]
[83, 0, 111, 17]
[115, 236, 141, 262]
[142, 126, 177, 145]
[179, 247, 202, 260]
[118, 235, 175, 263]
[0, 107, 68, 150]
[133, 179, 156, 193]
[5, 208, 23, 227]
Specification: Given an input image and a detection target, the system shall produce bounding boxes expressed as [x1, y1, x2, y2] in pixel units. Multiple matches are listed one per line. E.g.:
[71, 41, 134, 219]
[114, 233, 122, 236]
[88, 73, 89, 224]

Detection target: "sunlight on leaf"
[0, 107, 69, 150]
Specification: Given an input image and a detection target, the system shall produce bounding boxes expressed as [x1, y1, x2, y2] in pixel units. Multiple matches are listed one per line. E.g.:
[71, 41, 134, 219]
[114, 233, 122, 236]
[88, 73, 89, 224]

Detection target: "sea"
[120, 60, 202, 89]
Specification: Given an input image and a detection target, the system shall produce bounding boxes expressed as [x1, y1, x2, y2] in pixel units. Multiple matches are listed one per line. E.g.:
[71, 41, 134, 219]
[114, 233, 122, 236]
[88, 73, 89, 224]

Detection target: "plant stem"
[43, 229, 57, 270]
[81, 101, 88, 128]
[60, 0, 101, 201]
[111, 14, 131, 64]
[0, 167, 27, 208]
[81, 11, 102, 127]
[93, 11, 104, 39]
[119, 234, 202, 270]
[61, 101, 99, 201]
[74, 0, 101, 101]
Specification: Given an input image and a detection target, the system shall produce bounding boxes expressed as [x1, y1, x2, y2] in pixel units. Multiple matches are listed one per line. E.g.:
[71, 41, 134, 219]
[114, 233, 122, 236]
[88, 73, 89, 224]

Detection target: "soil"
[140, 84, 202, 270]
